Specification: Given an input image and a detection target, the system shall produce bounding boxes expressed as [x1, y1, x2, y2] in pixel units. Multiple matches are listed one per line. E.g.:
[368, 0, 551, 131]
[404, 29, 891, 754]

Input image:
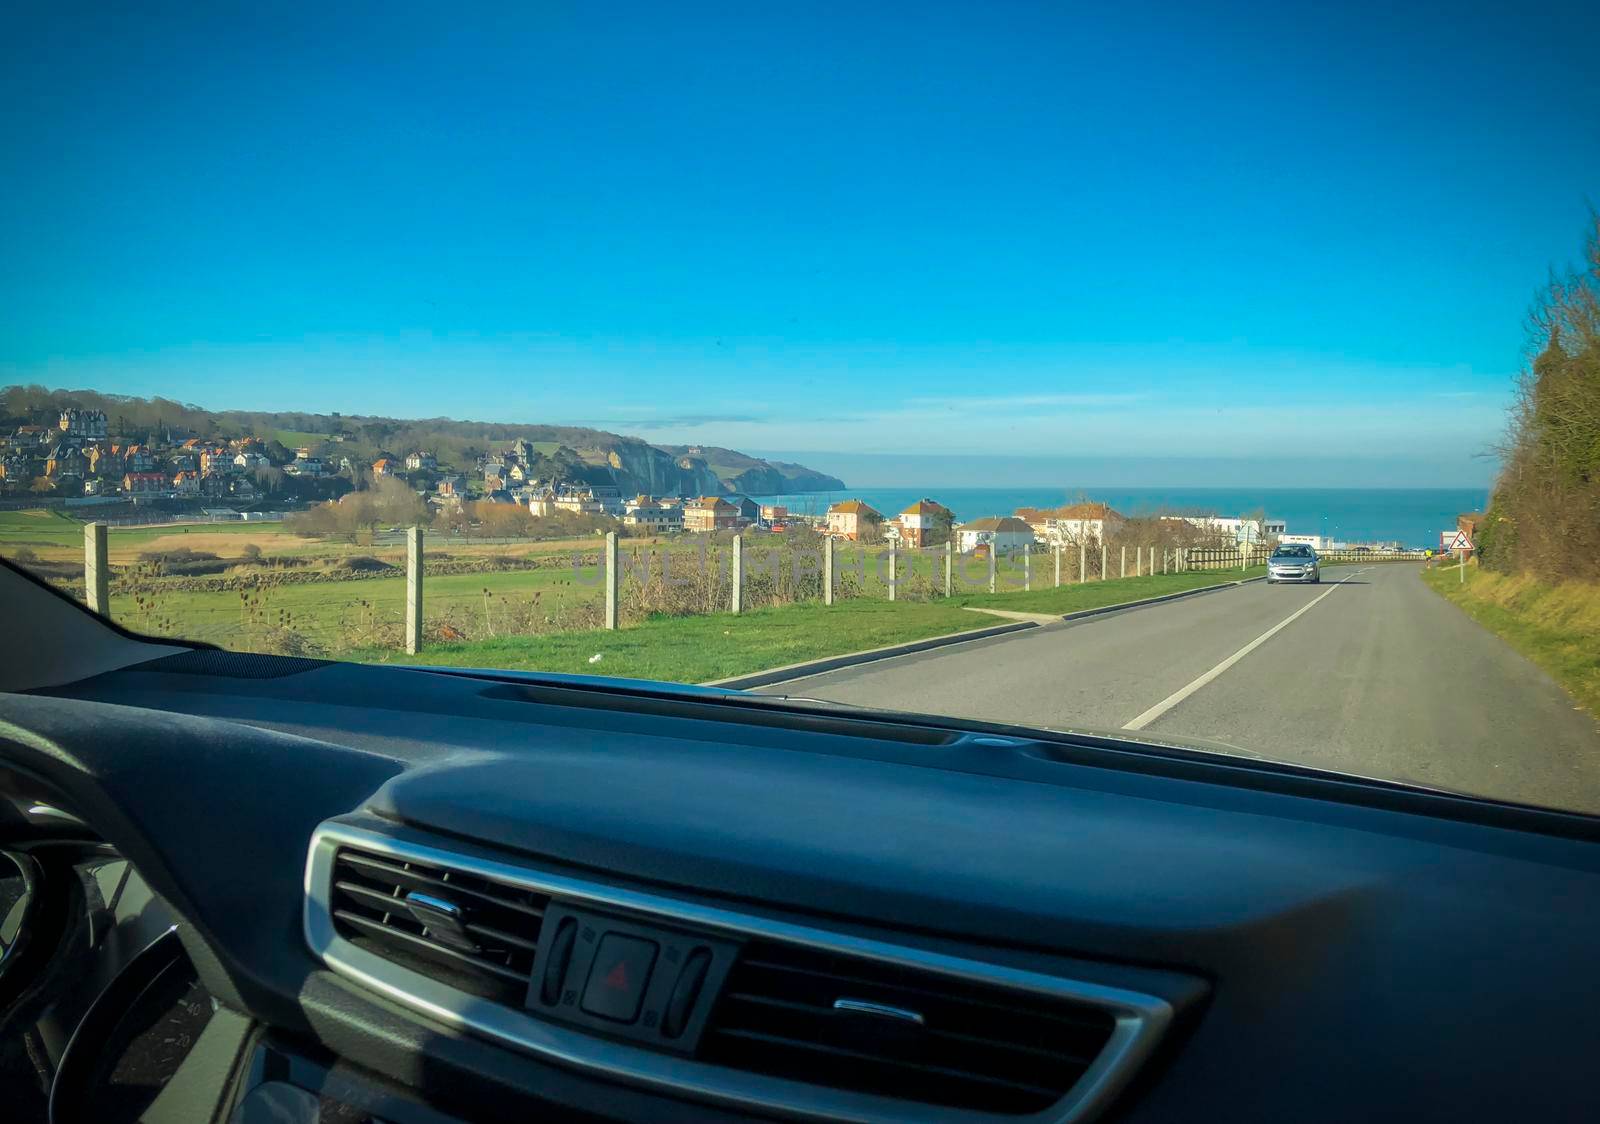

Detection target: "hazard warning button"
[580, 933, 658, 1023]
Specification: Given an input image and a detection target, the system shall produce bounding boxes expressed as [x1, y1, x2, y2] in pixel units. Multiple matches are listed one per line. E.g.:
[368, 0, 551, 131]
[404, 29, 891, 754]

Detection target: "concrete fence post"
[987, 544, 997, 594]
[1079, 542, 1087, 584]
[405, 526, 424, 654]
[824, 536, 835, 606]
[604, 531, 619, 629]
[1120, 545, 1127, 579]
[887, 540, 897, 602]
[944, 539, 953, 597]
[1100, 543, 1107, 581]
[1135, 547, 1142, 577]
[1054, 546, 1061, 588]
[731, 533, 743, 614]
[1023, 547, 1031, 592]
[84, 522, 109, 617]
[1149, 546, 1155, 576]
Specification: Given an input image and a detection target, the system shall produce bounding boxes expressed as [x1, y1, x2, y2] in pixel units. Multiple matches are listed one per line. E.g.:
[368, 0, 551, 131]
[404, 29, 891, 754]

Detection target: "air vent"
[701, 941, 1117, 1115]
[329, 847, 547, 1004]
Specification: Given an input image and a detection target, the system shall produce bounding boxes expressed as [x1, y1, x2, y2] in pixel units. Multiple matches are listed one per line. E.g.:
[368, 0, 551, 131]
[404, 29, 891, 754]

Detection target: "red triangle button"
[604, 960, 629, 990]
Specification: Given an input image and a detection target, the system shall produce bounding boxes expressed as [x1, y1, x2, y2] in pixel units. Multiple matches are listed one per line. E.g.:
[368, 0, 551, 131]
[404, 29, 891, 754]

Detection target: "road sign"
[1447, 530, 1473, 552]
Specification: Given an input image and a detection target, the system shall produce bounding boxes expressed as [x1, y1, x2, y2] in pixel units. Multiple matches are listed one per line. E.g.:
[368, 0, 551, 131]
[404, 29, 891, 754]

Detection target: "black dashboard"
[2, 647, 1599, 1122]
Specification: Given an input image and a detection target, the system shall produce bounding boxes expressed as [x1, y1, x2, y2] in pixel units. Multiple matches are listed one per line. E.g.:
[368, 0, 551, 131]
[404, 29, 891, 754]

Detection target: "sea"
[748, 487, 1492, 549]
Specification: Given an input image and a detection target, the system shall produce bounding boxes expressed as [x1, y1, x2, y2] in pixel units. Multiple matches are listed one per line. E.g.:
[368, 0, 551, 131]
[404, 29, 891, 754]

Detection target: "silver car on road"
[1267, 543, 1320, 584]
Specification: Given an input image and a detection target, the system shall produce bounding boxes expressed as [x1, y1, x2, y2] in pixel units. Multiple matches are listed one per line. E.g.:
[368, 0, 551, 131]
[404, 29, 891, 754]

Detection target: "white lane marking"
[1122, 577, 1348, 731]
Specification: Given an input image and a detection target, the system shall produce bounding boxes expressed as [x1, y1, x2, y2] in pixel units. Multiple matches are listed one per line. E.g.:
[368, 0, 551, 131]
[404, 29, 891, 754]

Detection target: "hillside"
[0, 386, 845, 496]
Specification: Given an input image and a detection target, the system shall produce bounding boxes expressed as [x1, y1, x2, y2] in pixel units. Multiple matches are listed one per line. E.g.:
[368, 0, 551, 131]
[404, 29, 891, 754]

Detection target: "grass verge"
[350, 599, 992, 683]
[954, 566, 1265, 614]
[1422, 563, 1600, 716]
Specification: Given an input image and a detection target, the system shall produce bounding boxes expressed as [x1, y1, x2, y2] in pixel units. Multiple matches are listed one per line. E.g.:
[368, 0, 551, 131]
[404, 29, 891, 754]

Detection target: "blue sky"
[3, 1, 1598, 486]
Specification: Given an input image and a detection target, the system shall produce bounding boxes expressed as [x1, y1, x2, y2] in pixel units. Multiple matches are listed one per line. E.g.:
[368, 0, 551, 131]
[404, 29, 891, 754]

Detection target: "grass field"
[0, 509, 313, 562]
[5, 507, 1274, 684]
[958, 565, 1266, 613]
[353, 598, 993, 683]
[113, 567, 606, 646]
[1422, 563, 1600, 718]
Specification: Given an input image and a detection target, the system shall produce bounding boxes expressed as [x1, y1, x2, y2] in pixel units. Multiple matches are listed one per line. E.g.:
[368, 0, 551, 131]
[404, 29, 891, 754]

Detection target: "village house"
[684, 496, 739, 533]
[760, 503, 788, 524]
[45, 444, 86, 479]
[826, 499, 883, 541]
[198, 447, 232, 475]
[371, 458, 396, 478]
[405, 451, 437, 472]
[58, 408, 109, 439]
[894, 498, 952, 547]
[623, 496, 684, 533]
[957, 516, 1037, 555]
[555, 489, 605, 516]
[287, 449, 325, 477]
[172, 470, 201, 495]
[123, 471, 168, 495]
[234, 450, 270, 472]
[483, 464, 508, 490]
[1017, 501, 1126, 546]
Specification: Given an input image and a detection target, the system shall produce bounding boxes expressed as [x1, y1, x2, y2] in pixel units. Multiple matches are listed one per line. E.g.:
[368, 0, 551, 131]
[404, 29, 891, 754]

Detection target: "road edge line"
[705, 620, 1039, 690]
[1055, 576, 1264, 623]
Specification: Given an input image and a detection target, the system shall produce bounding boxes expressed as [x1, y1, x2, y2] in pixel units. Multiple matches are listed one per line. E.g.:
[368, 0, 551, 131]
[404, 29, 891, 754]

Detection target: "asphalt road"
[758, 564, 1600, 814]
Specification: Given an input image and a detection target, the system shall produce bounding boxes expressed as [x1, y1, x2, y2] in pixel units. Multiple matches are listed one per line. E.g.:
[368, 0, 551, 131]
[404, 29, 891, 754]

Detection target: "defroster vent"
[701, 941, 1118, 1115]
[329, 847, 548, 1004]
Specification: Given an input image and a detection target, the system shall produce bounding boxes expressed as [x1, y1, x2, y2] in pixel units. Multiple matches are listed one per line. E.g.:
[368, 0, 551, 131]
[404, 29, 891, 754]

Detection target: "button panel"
[525, 903, 739, 1054]
[579, 934, 657, 1022]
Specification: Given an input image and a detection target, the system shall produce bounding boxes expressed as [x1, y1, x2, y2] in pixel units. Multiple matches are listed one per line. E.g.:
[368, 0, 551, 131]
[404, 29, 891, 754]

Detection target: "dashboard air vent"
[329, 847, 547, 1004]
[701, 941, 1117, 1115]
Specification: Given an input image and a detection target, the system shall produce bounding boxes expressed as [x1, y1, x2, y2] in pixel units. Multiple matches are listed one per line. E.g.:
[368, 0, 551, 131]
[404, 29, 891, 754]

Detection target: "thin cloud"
[905, 392, 1148, 411]
[570, 412, 770, 430]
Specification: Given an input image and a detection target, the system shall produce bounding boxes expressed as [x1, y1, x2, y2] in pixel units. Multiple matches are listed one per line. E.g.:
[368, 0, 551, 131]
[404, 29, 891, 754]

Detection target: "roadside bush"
[339, 555, 395, 573]
[136, 548, 231, 576]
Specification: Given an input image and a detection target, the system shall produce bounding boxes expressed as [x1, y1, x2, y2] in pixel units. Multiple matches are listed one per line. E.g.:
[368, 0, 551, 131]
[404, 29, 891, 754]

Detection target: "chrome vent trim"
[305, 821, 1173, 1124]
[327, 847, 547, 1002]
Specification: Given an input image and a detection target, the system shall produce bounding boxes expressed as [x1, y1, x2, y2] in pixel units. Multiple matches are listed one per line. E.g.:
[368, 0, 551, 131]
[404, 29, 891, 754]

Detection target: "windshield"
[3, 5, 1598, 817]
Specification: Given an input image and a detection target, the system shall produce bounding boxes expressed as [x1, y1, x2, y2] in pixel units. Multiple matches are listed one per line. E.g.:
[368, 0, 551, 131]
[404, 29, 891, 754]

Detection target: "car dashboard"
[1, 648, 1599, 1123]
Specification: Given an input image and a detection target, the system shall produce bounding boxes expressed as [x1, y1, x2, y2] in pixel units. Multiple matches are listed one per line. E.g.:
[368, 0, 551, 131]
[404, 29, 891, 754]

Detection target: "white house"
[894, 498, 951, 547]
[1018, 501, 1125, 545]
[623, 496, 684, 532]
[1162, 515, 1281, 545]
[957, 516, 1036, 554]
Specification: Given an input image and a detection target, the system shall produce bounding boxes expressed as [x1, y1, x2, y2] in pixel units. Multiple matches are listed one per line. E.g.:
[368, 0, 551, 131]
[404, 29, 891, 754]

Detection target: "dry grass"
[1423, 564, 1600, 717]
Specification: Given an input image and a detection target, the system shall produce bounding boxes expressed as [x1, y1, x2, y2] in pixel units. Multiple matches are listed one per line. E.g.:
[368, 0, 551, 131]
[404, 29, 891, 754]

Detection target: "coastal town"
[1, 407, 1405, 552]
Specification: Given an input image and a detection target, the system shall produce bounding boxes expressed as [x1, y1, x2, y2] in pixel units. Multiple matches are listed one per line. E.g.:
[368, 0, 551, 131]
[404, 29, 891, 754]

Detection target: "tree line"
[1479, 219, 1600, 583]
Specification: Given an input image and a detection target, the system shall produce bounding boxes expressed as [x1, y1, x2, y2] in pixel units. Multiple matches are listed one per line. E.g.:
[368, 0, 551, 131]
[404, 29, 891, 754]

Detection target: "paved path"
[758, 564, 1600, 813]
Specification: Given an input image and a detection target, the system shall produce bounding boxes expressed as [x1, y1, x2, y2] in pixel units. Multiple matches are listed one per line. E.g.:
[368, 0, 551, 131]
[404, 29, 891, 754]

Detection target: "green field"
[7, 507, 1276, 685]
[957, 565, 1265, 613]
[0, 509, 301, 558]
[353, 598, 992, 683]
[110, 566, 605, 649]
